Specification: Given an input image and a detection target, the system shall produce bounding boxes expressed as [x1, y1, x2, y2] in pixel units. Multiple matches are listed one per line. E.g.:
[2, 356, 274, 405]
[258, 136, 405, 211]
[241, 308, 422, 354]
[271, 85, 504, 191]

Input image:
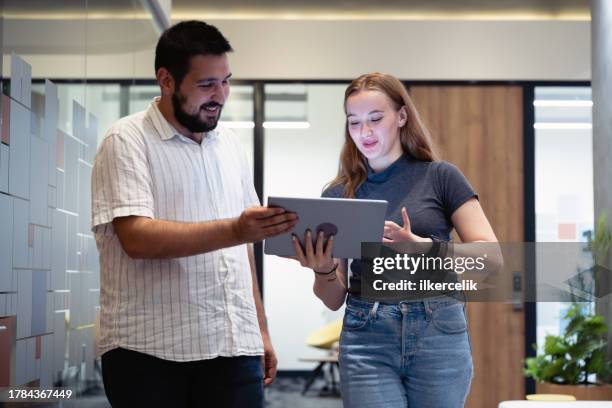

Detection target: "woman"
[291, 73, 499, 407]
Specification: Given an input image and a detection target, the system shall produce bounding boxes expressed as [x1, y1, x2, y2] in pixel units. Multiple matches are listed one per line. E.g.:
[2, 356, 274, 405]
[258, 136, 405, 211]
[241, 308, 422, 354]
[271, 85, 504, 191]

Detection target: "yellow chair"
[526, 394, 577, 401]
[306, 319, 343, 349]
[299, 319, 343, 396]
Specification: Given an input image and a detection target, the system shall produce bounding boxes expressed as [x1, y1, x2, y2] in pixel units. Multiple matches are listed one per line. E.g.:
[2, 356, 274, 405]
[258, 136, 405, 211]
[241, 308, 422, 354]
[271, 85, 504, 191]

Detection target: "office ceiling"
[1, 0, 590, 56]
[173, 0, 590, 19]
[3, 0, 590, 20]
[2, 0, 143, 18]
[1, 0, 158, 54]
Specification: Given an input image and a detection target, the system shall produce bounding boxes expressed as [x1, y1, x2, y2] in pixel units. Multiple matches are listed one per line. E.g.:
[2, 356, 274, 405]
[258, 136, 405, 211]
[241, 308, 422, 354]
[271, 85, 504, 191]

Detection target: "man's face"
[171, 53, 231, 133]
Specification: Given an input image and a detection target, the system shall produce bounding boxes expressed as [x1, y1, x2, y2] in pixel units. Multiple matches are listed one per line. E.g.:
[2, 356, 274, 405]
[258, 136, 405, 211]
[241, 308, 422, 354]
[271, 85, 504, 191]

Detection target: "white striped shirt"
[91, 97, 263, 361]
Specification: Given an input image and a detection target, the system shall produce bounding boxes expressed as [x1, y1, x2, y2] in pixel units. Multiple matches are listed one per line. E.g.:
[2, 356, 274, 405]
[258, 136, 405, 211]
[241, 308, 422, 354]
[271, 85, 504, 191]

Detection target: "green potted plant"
[525, 303, 612, 399]
[589, 212, 612, 383]
[587, 213, 612, 271]
[525, 214, 612, 399]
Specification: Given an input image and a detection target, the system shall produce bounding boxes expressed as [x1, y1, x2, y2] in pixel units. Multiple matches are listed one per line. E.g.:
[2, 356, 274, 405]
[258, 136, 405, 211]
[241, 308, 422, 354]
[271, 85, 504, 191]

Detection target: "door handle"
[512, 272, 523, 311]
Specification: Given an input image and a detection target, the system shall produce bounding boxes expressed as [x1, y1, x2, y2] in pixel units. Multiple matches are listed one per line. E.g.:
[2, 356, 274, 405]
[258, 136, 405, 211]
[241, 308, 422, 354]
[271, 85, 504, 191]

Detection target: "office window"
[534, 86, 593, 348]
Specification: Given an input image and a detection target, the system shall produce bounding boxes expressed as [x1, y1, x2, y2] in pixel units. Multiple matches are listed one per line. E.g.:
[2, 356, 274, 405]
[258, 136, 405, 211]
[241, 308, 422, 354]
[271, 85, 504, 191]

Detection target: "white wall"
[6, 19, 590, 81]
[217, 20, 590, 81]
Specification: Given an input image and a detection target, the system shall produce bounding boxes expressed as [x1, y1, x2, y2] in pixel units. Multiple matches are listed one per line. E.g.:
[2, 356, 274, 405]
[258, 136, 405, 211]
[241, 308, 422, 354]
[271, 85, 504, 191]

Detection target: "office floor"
[265, 377, 342, 408]
[15, 377, 342, 408]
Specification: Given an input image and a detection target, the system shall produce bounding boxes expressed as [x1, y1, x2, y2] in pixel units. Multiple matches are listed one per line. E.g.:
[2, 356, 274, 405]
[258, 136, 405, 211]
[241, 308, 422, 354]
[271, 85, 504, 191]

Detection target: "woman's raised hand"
[383, 207, 431, 243]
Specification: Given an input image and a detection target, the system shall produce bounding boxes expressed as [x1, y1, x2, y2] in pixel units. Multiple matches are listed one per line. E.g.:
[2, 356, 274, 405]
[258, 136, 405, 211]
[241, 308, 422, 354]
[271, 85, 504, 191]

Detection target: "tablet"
[264, 196, 388, 259]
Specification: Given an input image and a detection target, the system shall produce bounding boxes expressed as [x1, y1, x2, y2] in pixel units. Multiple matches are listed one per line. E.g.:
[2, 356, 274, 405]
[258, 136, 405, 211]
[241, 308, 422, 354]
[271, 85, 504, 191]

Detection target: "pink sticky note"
[558, 223, 576, 240]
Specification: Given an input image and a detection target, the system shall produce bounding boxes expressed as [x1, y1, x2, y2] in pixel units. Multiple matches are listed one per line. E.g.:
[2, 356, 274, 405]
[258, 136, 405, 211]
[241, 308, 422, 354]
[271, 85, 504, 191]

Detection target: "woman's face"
[345, 90, 406, 172]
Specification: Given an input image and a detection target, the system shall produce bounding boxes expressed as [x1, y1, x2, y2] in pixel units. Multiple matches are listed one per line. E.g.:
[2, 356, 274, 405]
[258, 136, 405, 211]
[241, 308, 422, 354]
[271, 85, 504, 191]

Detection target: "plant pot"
[536, 381, 612, 400]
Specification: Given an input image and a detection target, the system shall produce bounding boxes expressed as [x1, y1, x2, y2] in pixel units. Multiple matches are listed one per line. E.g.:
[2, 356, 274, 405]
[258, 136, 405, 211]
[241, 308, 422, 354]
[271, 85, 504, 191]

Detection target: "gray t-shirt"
[322, 153, 477, 292]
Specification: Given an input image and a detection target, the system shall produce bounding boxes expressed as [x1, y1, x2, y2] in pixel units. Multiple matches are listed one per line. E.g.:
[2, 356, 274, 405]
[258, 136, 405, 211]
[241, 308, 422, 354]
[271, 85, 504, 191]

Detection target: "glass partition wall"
[0, 0, 158, 394]
[534, 86, 594, 357]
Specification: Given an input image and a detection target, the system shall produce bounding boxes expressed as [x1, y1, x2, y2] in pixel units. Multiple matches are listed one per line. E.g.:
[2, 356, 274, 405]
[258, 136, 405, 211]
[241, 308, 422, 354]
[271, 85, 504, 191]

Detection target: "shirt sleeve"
[434, 161, 478, 217]
[91, 130, 154, 232]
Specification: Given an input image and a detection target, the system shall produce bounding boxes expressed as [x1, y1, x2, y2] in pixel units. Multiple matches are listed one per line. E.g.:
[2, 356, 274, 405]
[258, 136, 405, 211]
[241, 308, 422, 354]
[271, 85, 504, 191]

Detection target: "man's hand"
[234, 206, 298, 244]
[262, 335, 278, 387]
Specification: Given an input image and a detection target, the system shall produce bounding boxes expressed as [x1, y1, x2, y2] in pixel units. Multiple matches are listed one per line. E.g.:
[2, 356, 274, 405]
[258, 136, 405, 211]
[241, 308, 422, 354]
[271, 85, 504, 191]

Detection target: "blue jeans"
[339, 295, 473, 408]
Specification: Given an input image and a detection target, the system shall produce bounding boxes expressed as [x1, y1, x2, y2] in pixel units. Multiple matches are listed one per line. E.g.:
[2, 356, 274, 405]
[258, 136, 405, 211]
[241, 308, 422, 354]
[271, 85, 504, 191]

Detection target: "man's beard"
[172, 92, 222, 133]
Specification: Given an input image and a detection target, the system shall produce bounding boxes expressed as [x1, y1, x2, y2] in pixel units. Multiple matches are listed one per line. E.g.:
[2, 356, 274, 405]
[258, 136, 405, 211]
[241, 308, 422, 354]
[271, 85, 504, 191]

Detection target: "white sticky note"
[0, 194, 13, 292]
[22, 60, 32, 109]
[15, 339, 27, 385]
[16, 269, 32, 339]
[29, 135, 49, 227]
[0, 143, 9, 193]
[8, 100, 31, 200]
[45, 80, 58, 188]
[12, 197, 30, 269]
[10, 53, 23, 103]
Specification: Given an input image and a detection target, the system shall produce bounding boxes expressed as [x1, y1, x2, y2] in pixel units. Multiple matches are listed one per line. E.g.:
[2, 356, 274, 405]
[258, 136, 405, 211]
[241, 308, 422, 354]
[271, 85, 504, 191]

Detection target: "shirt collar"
[147, 96, 219, 143]
[366, 154, 408, 183]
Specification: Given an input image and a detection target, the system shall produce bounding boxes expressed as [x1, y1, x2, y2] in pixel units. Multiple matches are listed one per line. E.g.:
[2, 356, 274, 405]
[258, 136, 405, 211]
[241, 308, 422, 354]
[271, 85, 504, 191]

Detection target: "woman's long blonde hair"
[328, 73, 438, 198]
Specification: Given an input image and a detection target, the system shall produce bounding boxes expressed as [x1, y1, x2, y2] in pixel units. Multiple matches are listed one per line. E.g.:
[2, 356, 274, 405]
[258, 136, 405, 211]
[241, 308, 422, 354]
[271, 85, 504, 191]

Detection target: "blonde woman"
[291, 73, 498, 407]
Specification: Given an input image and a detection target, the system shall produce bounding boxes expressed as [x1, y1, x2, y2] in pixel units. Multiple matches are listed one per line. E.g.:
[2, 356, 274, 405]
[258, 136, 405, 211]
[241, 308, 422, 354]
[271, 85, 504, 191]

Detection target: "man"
[91, 21, 297, 407]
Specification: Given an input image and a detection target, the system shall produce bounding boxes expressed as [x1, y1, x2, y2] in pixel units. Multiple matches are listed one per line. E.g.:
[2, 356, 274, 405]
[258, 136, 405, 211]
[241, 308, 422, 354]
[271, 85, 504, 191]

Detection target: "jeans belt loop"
[423, 299, 432, 321]
[370, 301, 380, 319]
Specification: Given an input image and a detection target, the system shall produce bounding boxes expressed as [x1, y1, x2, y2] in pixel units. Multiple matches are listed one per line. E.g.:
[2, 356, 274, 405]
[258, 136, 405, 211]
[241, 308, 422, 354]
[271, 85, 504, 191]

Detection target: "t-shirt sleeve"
[435, 161, 478, 217]
[91, 131, 154, 232]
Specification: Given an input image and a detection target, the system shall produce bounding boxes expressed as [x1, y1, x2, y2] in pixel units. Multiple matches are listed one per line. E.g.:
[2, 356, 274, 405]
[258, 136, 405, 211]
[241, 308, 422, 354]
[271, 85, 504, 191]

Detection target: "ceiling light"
[219, 121, 255, 129]
[534, 123, 592, 130]
[533, 100, 593, 108]
[263, 121, 310, 129]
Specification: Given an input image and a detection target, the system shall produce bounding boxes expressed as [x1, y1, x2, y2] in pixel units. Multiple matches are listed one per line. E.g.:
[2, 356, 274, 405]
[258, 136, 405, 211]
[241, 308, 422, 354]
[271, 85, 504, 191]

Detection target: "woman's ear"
[398, 106, 408, 127]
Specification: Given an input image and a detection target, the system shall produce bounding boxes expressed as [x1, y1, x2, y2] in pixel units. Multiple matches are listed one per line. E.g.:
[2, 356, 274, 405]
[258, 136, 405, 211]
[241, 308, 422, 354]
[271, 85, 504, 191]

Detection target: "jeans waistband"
[347, 293, 464, 312]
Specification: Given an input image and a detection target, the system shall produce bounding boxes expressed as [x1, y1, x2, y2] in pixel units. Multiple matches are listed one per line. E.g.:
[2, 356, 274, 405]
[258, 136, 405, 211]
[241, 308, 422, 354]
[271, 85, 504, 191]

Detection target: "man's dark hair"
[154, 20, 233, 86]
